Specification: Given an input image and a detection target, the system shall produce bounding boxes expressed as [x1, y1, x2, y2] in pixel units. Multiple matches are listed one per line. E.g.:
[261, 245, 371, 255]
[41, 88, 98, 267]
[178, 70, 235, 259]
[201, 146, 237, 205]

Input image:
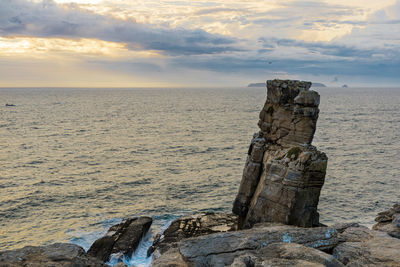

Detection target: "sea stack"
[233, 79, 328, 228]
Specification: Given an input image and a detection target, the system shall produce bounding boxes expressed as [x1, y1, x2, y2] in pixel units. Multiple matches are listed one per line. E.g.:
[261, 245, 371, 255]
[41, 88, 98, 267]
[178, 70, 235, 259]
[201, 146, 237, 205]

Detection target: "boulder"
[233, 79, 327, 228]
[149, 212, 237, 256]
[87, 216, 152, 262]
[372, 203, 400, 239]
[0, 243, 107, 267]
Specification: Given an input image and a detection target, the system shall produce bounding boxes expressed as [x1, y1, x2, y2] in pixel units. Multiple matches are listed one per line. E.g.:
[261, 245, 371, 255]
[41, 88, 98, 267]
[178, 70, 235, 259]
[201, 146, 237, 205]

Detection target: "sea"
[1, 87, 399, 265]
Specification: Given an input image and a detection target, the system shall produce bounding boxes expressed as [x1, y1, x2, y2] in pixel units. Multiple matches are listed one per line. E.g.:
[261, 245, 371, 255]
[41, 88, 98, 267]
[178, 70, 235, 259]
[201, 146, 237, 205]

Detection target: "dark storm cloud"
[170, 54, 400, 79]
[268, 38, 372, 58]
[257, 38, 400, 60]
[0, 0, 239, 55]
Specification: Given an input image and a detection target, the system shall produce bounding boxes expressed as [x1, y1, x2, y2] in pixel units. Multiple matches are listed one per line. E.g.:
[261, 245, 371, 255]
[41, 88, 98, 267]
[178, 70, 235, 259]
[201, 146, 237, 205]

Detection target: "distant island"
[248, 82, 266, 87]
[311, 83, 326, 87]
[248, 82, 326, 88]
[342, 84, 348, 88]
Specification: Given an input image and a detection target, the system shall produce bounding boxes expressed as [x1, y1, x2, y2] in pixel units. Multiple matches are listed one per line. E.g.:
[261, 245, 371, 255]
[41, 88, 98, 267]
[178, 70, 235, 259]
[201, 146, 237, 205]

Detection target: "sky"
[0, 0, 399, 87]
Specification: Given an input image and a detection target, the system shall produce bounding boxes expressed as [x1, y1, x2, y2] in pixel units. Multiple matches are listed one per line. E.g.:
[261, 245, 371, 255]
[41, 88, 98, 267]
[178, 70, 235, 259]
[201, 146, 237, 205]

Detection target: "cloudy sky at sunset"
[0, 0, 399, 87]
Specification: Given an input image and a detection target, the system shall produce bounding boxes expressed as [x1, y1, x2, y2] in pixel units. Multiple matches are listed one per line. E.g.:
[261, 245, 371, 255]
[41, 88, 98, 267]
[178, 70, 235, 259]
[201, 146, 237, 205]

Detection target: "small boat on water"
[5, 103, 16, 107]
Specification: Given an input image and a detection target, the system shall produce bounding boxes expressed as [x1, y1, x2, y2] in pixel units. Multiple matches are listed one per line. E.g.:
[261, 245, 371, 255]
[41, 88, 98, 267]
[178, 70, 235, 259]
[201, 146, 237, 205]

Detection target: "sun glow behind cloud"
[0, 0, 399, 87]
[0, 37, 163, 58]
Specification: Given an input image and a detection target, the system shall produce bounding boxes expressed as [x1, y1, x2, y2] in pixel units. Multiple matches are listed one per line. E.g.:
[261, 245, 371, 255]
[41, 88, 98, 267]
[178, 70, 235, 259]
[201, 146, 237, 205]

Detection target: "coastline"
[0, 83, 400, 266]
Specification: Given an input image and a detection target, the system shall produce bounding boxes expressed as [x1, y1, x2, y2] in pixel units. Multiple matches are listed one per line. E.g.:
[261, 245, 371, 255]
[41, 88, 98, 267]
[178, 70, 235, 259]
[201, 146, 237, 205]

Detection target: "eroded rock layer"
[233, 79, 327, 228]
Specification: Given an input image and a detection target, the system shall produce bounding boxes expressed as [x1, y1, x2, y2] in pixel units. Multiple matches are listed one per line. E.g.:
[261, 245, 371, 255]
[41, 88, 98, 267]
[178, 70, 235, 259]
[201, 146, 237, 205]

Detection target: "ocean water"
[1, 87, 399, 258]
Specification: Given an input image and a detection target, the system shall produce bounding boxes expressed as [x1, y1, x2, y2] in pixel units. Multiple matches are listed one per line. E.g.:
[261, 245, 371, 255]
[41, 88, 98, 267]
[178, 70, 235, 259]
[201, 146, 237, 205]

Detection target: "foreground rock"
[0, 243, 107, 267]
[333, 225, 400, 266]
[88, 216, 152, 262]
[153, 243, 343, 267]
[152, 221, 400, 267]
[233, 79, 327, 228]
[372, 203, 400, 239]
[152, 222, 350, 266]
[149, 212, 237, 256]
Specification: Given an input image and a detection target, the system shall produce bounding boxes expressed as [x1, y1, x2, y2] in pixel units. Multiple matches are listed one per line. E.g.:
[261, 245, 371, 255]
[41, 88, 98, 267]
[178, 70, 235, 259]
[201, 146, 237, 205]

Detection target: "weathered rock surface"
[227, 243, 343, 267]
[152, 222, 352, 267]
[333, 225, 400, 266]
[372, 203, 400, 239]
[153, 243, 343, 267]
[87, 216, 152, 262]
[233, 79, 327, 228]
[0, 243, 107, 267]
[259, 79, 318, 147]
[152, 221, 400, 267]
[149, 212, 237, 256]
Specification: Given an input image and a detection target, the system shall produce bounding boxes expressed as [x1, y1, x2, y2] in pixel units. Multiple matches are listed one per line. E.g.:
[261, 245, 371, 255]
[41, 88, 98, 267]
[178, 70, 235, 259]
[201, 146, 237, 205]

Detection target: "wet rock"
[88, 216, 152, 262]
[0, 243, 107, 267]
[372, 203, 400, 239]
[233, 79, 327, 228]
[149, 212, 237, 256]
[333, 226, 400, 266]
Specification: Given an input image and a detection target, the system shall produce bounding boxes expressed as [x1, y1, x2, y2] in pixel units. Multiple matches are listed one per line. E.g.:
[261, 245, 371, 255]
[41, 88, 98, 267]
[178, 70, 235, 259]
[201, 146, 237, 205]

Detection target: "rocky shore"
[1, 80, 399, 267]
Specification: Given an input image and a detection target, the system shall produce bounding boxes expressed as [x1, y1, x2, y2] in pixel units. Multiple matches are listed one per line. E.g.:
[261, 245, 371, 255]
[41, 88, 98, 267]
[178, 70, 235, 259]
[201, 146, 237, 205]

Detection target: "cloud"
[163, 51, 400, 87]
[1, 0, 400, 86]
[0, 0, 240, 55]
[259, 38, 394, 59]
[195, 8, 241, 15]
[337, 0, 400, 50]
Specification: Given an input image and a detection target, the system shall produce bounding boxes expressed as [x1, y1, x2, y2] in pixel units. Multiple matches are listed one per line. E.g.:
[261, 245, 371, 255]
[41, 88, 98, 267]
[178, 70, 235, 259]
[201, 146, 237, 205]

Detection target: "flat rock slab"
[149, 212, 237, 256]
[179, 224, 341, 260]
[88, 216, 152, 262]
[0, 243, 107, 267]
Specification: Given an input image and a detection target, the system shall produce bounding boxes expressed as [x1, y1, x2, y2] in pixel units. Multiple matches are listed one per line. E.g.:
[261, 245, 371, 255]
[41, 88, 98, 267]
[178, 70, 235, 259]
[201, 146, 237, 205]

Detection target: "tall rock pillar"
[233, 80, 328, 229]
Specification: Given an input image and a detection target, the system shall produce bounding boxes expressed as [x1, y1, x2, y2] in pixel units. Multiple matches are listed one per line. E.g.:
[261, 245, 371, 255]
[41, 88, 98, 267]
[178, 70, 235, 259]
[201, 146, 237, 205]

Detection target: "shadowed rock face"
[87, 216, 152, 262]
[233, 79, 327, 228]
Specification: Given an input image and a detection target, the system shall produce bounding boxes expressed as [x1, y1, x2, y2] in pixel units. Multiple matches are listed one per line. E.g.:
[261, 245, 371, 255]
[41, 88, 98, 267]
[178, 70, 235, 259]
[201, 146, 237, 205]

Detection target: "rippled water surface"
[1, 87, 399, 252]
